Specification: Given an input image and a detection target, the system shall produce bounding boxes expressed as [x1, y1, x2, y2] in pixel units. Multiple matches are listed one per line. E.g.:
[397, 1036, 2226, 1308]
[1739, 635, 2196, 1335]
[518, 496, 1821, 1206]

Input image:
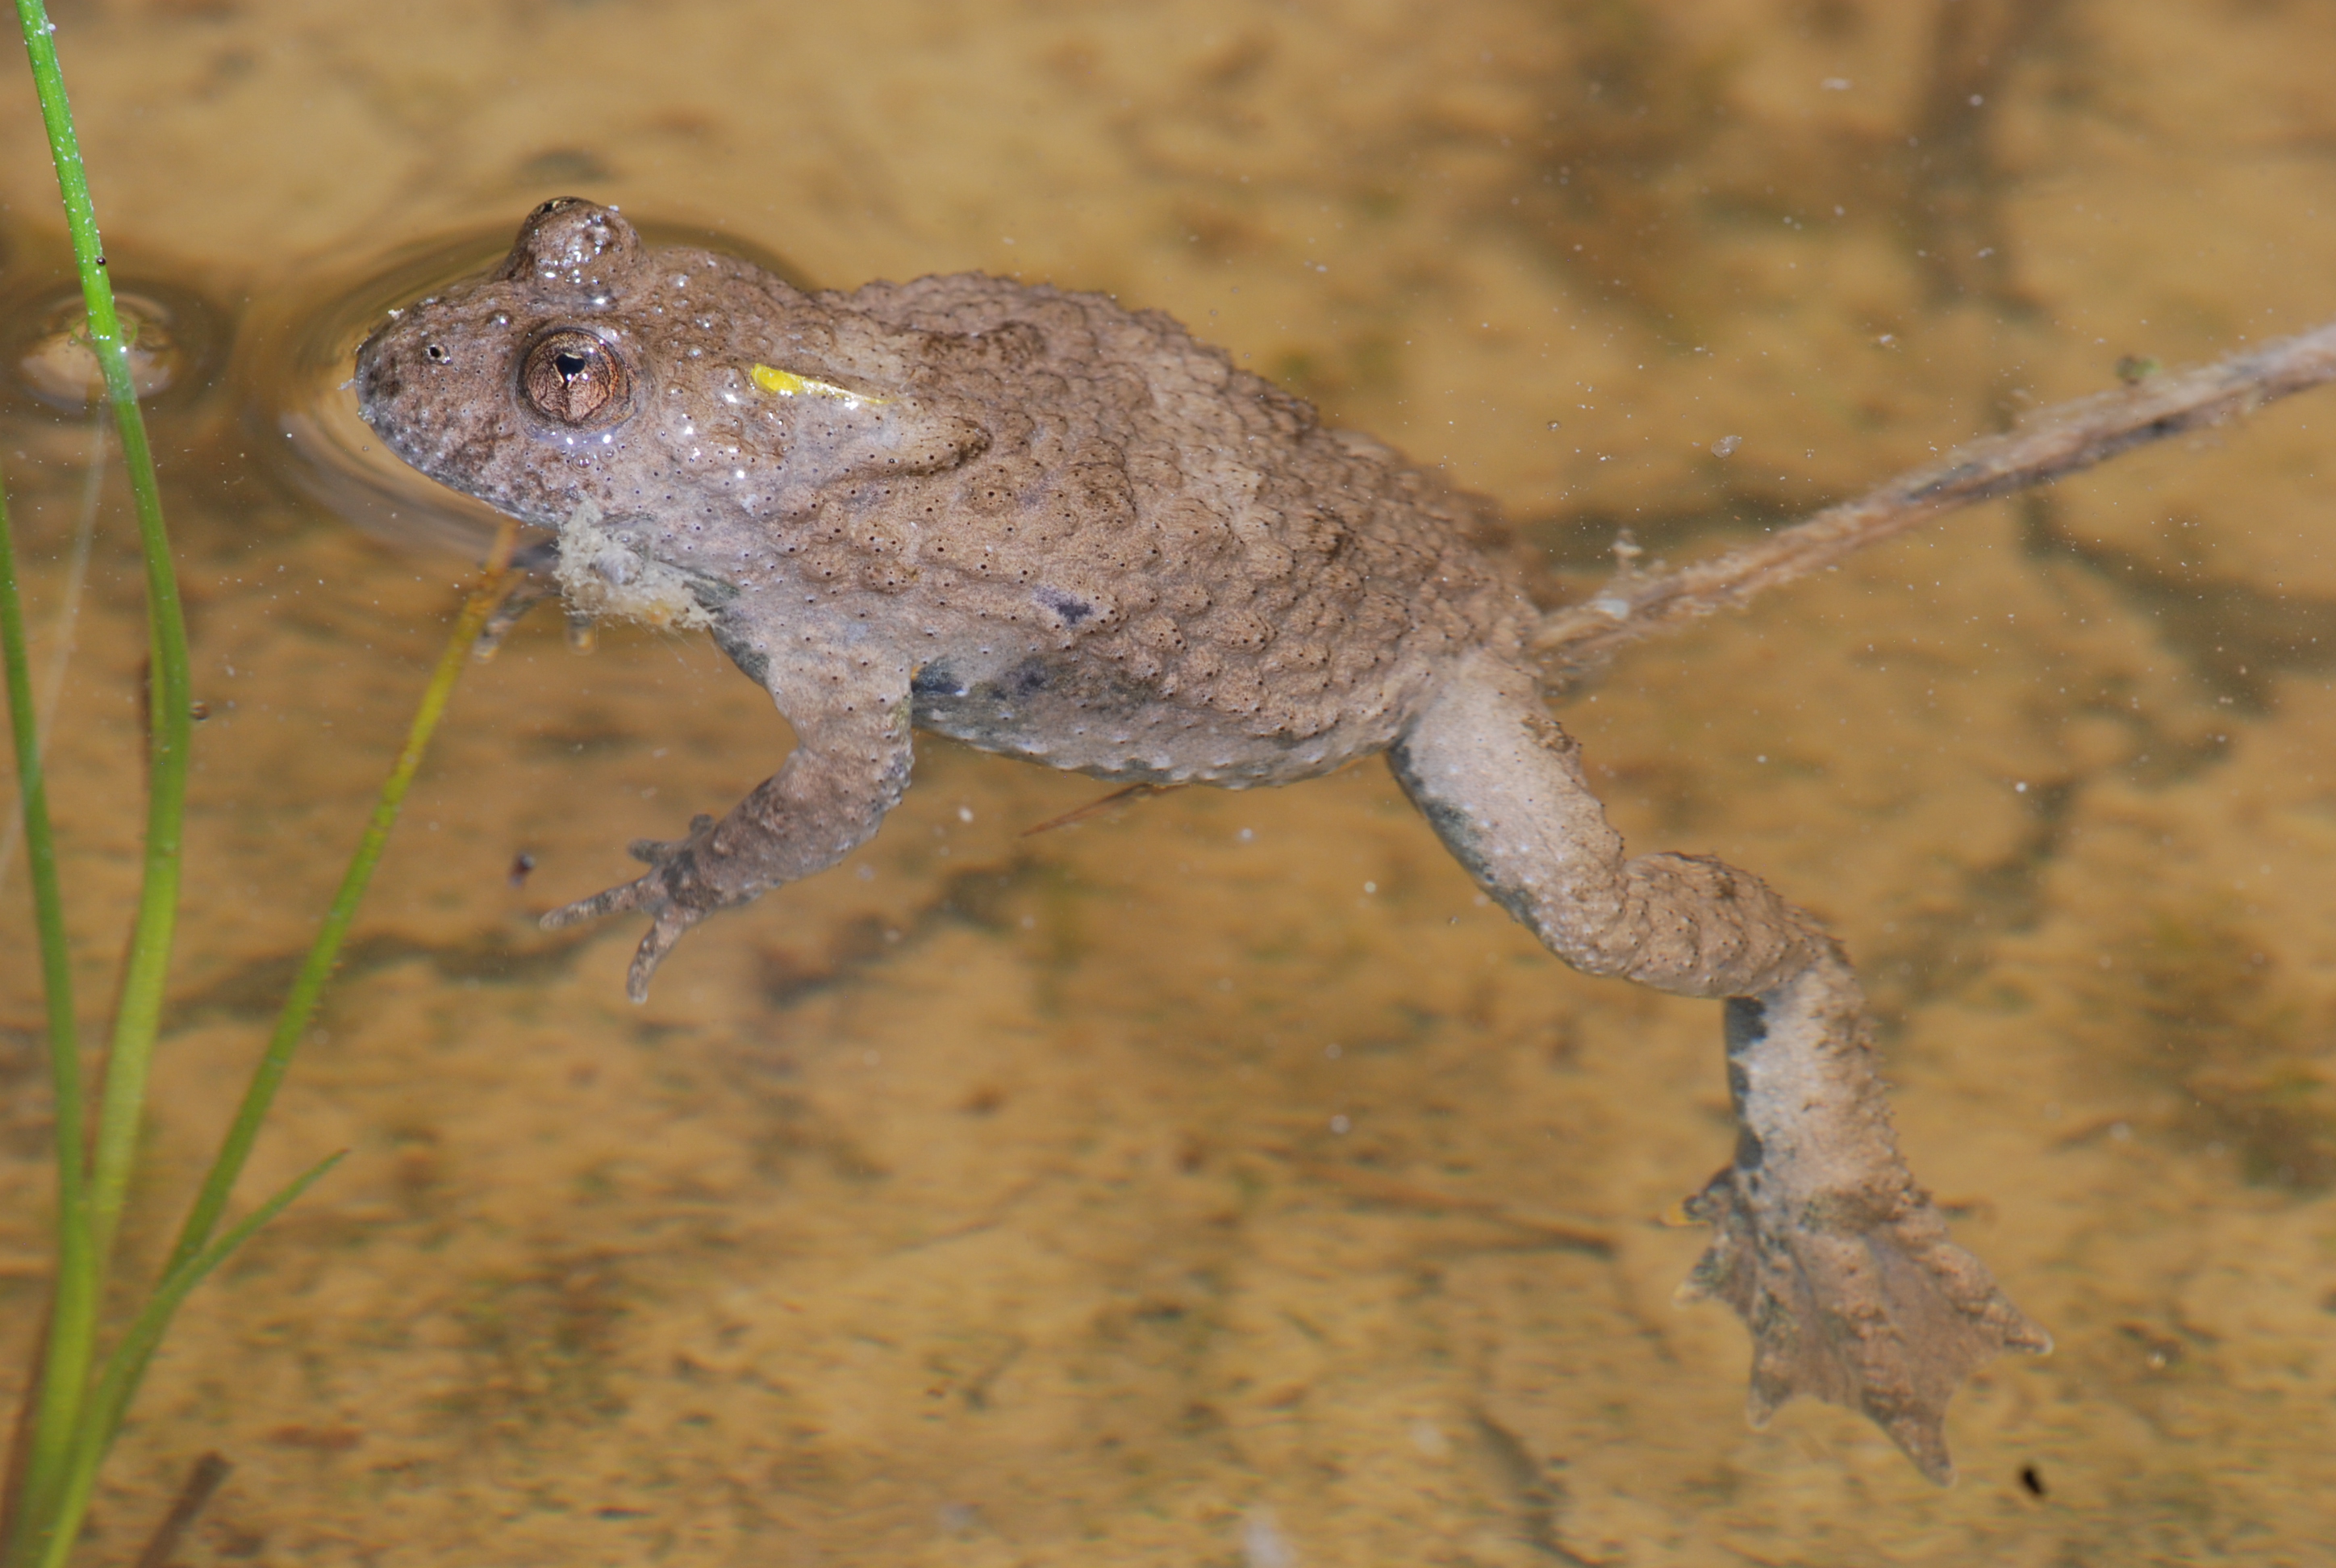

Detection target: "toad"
[355, 198, 2047, 1482]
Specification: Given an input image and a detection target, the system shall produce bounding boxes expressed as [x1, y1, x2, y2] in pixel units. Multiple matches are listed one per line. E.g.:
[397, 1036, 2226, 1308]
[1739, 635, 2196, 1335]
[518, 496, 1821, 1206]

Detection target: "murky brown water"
[2, 1, 2334, 1562]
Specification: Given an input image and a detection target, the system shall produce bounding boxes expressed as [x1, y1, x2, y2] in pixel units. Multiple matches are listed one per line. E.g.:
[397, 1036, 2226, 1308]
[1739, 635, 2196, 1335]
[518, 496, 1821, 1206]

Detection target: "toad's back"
[838, 273, 1525, 743]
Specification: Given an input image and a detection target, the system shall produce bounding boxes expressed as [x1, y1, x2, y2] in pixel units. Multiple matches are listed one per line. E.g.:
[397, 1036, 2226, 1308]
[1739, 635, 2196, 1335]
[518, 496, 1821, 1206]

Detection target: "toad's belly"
[907, 650, 1407, 787]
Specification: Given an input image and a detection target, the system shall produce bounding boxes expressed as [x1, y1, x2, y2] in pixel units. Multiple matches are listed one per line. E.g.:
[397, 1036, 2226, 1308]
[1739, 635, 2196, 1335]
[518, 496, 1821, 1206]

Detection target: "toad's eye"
[519, 328, 634, 427]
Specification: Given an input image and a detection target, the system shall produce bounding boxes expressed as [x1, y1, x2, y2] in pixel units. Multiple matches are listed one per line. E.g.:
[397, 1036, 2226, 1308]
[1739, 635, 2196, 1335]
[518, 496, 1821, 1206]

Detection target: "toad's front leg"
[544, 638, 913, 1002]
[1389, 652, 2048, 1483]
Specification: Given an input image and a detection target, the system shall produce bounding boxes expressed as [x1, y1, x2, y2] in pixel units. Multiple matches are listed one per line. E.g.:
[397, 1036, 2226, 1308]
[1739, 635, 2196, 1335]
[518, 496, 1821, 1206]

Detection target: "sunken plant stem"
[129, 1452, 232, 1568]
[8, 527, 517, 1568]
[1533, 318, 2336, 682]
[111, 543, 516, 1525]
[164, 524, 523, 1277]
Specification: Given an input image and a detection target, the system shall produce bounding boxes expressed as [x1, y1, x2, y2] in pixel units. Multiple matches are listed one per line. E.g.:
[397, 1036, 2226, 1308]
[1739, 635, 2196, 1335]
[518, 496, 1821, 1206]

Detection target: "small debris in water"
[1242, 1507, 1297, 1568]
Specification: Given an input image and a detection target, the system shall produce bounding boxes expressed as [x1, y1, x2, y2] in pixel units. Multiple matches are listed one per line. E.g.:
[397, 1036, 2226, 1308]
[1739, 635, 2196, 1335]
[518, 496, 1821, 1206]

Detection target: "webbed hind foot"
[1680, 1157, 2051, 1483]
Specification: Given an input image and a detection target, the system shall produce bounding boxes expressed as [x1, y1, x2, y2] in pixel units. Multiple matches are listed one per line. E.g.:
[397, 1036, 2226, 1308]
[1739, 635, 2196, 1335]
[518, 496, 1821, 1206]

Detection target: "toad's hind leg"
[1388, 652, 2048, 1483]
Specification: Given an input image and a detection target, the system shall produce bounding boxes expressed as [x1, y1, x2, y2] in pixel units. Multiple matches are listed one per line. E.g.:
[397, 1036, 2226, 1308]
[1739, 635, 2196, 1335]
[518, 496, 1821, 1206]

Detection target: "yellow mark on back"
[750, 363, 888, 406]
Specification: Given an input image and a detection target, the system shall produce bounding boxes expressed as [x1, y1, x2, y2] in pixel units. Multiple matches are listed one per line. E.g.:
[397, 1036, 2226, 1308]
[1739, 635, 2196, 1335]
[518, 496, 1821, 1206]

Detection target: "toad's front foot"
[1680, 1154, 2051, 1483]
[542, 813, 738, 1001]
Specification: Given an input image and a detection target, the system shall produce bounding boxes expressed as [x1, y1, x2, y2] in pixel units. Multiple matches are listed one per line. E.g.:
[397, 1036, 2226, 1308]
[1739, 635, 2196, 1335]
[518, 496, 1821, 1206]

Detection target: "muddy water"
[0, 2, 2332, 1562]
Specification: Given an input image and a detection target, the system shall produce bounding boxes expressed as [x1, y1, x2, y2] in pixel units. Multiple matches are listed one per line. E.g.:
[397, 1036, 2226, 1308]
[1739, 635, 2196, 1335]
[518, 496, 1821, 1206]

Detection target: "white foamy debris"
[553, 499, 714, 629]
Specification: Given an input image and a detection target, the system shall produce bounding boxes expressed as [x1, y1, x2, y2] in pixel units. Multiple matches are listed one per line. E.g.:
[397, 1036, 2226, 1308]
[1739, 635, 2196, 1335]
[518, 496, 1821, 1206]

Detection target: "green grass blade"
[23, 559, 518, 1566]
[13, 0, 197, 1267]
[7, 23, 520, 1565]
[4, 550, 519, 1568]
[30, 1153, 344, 1568]
[0, 473, 92, 1568]
[164, 542, 516, 1276]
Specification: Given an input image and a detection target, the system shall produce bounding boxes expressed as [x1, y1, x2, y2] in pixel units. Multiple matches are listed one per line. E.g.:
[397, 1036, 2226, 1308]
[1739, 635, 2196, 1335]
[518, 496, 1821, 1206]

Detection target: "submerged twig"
[1533, 318, 2336, 683]
[1020, 781, 1178, 837]
[129, 1453, 229, 1568]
